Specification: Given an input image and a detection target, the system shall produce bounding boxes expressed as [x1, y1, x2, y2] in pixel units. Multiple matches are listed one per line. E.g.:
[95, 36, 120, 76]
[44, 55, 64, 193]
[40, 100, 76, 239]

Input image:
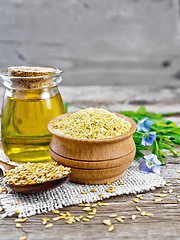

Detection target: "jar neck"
[5, 86, 60, 100]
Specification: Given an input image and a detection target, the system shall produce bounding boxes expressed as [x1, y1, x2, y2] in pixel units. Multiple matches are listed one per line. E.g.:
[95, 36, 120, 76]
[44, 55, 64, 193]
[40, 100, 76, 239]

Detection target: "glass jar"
[0, 67, 65, 163]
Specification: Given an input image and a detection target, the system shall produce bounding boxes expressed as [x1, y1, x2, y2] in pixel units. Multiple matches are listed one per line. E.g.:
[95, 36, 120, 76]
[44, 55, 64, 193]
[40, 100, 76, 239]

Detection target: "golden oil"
[1, 89, 65, 163]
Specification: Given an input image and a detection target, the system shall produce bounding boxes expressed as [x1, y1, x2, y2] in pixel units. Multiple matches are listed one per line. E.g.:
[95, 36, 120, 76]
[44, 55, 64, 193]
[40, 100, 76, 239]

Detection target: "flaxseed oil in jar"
[0, 67, 65, 163]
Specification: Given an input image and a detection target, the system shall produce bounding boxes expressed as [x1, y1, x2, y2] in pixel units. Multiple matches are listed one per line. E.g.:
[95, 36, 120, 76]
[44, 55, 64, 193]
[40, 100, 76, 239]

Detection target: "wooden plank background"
[0, 0, 180, 86]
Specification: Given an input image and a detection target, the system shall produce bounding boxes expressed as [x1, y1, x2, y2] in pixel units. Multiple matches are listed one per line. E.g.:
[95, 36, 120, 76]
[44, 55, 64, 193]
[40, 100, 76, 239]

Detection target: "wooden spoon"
[0, 160, 71, 194]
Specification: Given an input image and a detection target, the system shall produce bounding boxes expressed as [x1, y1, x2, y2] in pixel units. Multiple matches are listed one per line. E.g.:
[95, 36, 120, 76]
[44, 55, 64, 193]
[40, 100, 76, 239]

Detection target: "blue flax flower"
[139, 154, 161, 174]
[136, 117, 153, 132]
[141, 132, 156, 146]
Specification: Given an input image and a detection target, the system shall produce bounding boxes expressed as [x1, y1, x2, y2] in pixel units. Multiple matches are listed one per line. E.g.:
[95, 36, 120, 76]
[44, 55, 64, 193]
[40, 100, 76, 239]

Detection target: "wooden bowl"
[48, 112, 136, 185]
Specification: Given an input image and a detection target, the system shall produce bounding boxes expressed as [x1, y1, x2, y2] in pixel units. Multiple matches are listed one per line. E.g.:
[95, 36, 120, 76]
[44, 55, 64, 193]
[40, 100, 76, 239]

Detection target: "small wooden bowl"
[48, 112, 136, 185]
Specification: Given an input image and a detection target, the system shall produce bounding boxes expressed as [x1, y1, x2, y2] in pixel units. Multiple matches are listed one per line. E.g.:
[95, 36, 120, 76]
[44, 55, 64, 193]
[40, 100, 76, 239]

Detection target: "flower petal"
[152, 164, 161, 174]
[139, 157, 151, 174]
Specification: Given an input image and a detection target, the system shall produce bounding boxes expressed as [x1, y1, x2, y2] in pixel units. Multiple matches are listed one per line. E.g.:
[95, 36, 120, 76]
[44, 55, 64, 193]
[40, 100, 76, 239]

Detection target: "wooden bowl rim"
[48, 112, 136, 143]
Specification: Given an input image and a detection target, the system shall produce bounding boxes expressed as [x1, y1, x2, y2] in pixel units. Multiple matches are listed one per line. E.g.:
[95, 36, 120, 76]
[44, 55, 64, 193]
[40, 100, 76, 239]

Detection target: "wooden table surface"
[0, 85, 180, 240]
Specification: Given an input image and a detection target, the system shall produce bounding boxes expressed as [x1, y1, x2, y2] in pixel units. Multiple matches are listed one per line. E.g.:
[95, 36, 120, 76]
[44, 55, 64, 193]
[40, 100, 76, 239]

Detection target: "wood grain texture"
[0, 0, 180, 86]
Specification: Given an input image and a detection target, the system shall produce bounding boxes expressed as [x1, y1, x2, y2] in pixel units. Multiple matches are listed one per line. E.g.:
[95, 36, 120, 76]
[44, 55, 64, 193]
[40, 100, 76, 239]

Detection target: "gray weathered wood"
[0, 0, 180, 86]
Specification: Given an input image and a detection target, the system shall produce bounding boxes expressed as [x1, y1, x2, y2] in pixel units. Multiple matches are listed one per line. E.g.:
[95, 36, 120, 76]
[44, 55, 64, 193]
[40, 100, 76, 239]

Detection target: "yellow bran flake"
[53, 108, 132, 139]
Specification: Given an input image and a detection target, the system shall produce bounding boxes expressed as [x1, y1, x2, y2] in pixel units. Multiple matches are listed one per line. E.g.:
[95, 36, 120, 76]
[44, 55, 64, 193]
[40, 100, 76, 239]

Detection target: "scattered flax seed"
[133, 199, 139, 203]
[66, 220, 73, 224]
[14, 210, 21, 214]
[99, 194, 105, 198]
[106, 182, 111, 185]
[154, 194, 161, 197]
[110, 190, 116, 193]
[101, 203, 109, 206]
[119, 182, 125, 185]
[66, 212, 71, 216]
[60, 213, 66, 216]
[88, 212, 95, 215]
[136, 194, 142, 198]
[155, 198, 163, 203]
[109, 214, 118, 218]
[15, 218, 27, 223]
[110, 186, 116, 190]
[16, 223, 22, 228]
[79, 215, 83, 220]
[159, 194, 167, 198]
[177, 195, 180, 199]
[169, 189, 173, 193]
[59, 216, 65, 220]
[19, 236, 27, 240]
[91, 189, 97, 192]
[177, 199, 180, 203]
[116, 217, 124, 223]
[82, 218, 90, 222]
[0, 206, 3, 212]
[84, 203, 91, 206]
[53, 216, 61, 221]
[178, 178, 180, 180]
[136, 206, 141, 212]
[118, 216, 125, 219]
[105, 189, 111, 192]
[78, 204, 85, 207]
[75, 217, 80, 222]
[82, 207, 91, 212]
[108, 225, 114, 232]
[87, 215, 95, 219]
[139, 196, 143, 200]
[45, 223, 53, 228]
[141, 211, 146, 216]
[177, 170, 180, 173]
[131, 215, 136, 220]
[145, 213, 154, 217]
[81, 191, 88, 194]
[162, 191, 167, 194]
[16, 201, 19, 205]
[103, 219, 111, 226]
[165, 183, 172, 187]
[52, 210, 59, 214]
[92, 208, 97, 214]
[91, 203, 97, 207]
[98, 202, 102, 206]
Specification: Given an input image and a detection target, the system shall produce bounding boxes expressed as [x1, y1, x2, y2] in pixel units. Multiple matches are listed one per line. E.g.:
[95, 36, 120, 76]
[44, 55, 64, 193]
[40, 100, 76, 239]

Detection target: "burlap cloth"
[0, 151, 166, 218]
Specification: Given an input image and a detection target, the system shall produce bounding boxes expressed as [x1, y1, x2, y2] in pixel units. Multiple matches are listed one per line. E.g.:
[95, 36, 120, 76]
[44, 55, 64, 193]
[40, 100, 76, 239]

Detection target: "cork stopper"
[8, 66, 57, 89]
[8, 66, 55, 77]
